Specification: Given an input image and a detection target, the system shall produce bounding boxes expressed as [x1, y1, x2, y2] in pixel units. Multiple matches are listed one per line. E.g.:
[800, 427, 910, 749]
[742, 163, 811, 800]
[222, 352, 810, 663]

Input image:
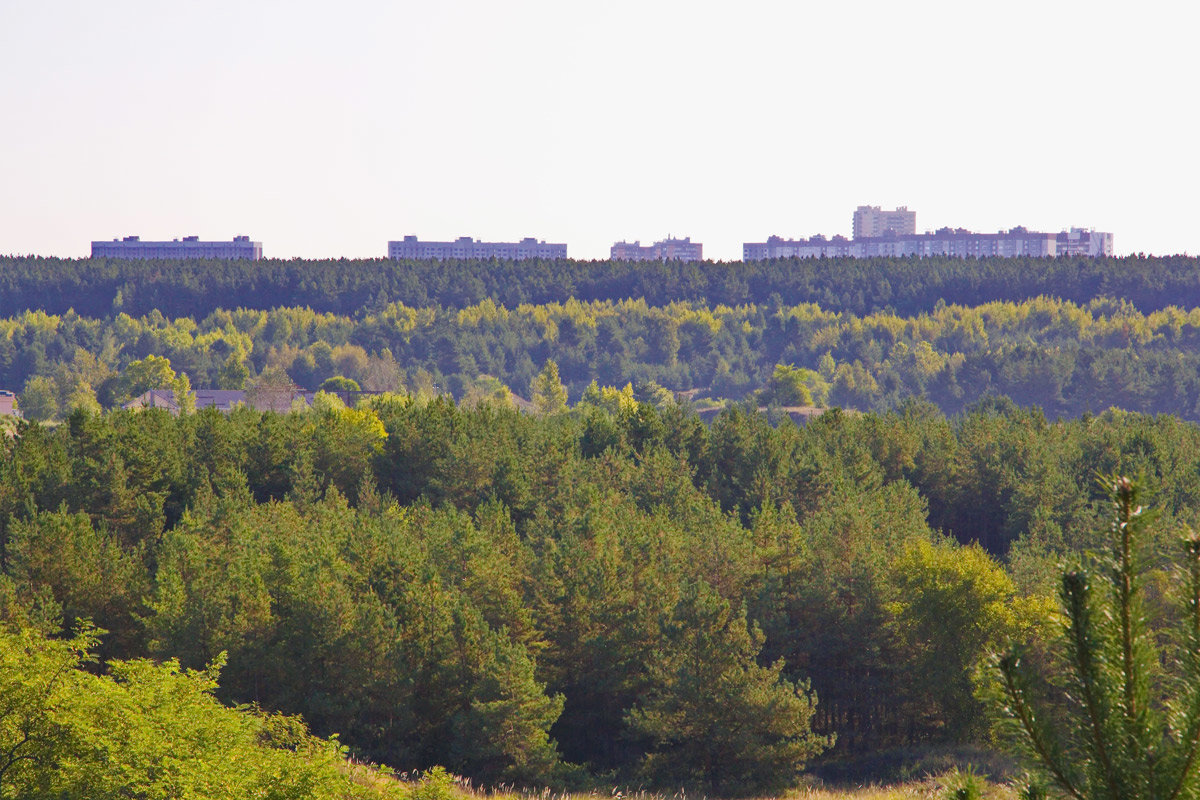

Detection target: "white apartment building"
[388, 236, 567, 260]
[852, 206, 917, 239]
[92, 235, 262, 260]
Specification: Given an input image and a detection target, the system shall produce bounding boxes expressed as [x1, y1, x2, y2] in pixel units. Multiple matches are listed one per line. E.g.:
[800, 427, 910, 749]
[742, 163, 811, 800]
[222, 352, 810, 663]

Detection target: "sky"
[1, 0, 1197, 261]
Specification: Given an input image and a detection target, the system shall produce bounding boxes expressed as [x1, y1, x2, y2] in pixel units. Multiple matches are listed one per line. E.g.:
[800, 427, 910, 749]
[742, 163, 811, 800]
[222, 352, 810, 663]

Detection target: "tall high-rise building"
[852, 206, 917, 239]
[610, 237, 703, 262]
[388, 236, 566, 260]
[1056, 228, 1114, 257]
[91, 235, 262, 260]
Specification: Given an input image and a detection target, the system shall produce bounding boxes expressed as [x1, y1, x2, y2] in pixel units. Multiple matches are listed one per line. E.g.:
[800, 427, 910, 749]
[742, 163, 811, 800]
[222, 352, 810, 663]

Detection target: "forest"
[6, 392, 1200, 794]
[7, 254, 1200, 796]
[7, 293, 1200, 421]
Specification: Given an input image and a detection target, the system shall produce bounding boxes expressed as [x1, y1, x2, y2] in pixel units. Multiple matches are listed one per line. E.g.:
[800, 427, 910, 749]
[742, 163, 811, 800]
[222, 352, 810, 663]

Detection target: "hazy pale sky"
[2, 0, 1196, 261]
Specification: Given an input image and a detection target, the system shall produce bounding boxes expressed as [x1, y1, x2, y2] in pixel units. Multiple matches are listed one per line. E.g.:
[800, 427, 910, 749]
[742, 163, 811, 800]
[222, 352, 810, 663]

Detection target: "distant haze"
[2, 1, 1196, 261]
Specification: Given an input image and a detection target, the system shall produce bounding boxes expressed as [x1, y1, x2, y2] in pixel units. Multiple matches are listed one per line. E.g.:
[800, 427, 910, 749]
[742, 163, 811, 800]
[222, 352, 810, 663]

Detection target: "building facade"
[91, 235, 262, 260]
[852, 206, 917, 239]
[0, 390, 16, 417]
[610, 237, 703, 262]
[388, 236, 567, 260]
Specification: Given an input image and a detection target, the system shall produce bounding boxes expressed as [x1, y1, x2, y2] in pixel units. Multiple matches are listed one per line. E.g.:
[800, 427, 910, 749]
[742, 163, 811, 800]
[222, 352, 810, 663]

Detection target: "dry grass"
[789, 773, 1018, 800]
[342, 760, 1020, 800]
[456, 773, 1018, 800]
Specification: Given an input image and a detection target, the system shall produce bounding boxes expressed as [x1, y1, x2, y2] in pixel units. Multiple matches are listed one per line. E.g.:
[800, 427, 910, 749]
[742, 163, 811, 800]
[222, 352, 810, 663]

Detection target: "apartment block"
[388, 236, 567, 260]
[1056, 228, 1114, 257]
[91, 235, 262, 260]
[610, 237, 703, 262]
[852, 206, 917, 239]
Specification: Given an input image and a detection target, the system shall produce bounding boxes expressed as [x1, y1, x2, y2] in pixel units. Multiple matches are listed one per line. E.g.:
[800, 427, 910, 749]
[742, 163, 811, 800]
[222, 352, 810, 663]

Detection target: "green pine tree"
[991, 476, 1200, 800]
[628, 581, 831, 796]
[530, 360, 568, 416]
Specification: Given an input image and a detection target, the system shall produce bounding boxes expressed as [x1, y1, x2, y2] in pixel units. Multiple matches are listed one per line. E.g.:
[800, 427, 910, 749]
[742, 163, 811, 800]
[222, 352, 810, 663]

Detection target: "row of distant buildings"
[88, 207, 1113, 262]
[389, 235, 706, 262]
[88, 233, 696, 262]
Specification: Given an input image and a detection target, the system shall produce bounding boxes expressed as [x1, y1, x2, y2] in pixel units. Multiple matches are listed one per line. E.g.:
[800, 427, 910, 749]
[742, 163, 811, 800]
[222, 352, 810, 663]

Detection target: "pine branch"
[1062, 569, 1122, 800]
[997, 653, 1084, 800]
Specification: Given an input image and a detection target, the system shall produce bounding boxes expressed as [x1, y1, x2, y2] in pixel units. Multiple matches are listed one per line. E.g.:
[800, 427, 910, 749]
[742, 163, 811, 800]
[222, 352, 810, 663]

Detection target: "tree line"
[6, 394, 1200, 792]
[2, 253, 1199, 320]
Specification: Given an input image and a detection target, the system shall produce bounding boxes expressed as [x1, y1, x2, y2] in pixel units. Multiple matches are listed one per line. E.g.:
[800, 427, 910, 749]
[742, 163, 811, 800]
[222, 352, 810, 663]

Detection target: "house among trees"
[0, 389, 17, 416]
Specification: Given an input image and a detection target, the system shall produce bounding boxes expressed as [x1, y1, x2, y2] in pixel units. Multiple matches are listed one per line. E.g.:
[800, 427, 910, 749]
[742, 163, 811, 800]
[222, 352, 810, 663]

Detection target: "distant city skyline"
[2, 1, 1197, 261]
[84, 206, 1112, 263]
[80, 214, 1114, 262]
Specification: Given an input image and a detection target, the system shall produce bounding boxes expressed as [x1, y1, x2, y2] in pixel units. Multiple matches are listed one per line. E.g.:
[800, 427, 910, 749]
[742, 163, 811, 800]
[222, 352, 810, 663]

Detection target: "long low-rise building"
[388, 236, 566, 260]
[744, 227, 1112, 260]
[92, 235, 262, 260]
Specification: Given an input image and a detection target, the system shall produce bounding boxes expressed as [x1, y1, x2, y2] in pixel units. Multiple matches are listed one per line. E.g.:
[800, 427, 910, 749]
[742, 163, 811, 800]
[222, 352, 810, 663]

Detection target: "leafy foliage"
[0, 621, 401, 799]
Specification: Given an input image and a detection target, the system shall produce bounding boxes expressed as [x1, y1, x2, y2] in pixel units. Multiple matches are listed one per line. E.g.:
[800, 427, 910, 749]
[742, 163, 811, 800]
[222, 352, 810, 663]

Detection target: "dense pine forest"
[3, 254, 1200, 320]
[10, 395, 1200, 793]
[7, 254, 1200, 796]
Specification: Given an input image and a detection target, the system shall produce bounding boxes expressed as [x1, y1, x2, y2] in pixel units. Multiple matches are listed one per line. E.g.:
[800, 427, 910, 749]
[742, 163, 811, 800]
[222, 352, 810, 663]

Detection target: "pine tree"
[992, 476, 1200, 800]
[628, 581, 831, 796]
[530, 360, 568, 416]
